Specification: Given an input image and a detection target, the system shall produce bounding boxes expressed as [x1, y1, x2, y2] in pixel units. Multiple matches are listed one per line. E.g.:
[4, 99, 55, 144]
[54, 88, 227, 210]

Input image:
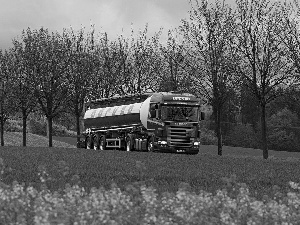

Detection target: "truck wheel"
[86, 135, 93, 149]
[126, 138, 133, 152]
[99, 136, 106, 150]
[93, 134, 100, 150]
[147, 139, 154, 152]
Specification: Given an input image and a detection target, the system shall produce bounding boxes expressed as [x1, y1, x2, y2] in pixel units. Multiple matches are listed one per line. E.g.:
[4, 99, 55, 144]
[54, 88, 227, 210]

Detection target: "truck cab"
[144, 92, 203, 154]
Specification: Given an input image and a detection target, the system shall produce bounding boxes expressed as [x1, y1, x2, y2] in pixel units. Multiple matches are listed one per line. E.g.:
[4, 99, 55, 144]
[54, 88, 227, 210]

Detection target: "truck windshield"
[161, 105, 199, 122]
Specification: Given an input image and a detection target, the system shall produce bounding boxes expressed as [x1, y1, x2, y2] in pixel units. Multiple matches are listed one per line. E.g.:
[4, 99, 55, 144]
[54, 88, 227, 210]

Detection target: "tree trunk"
[260, 104, 268, 159]
[22, 113, 27, 147]
[216, 108, 222, 156]
[0, 114, 4, 146]
[47, 116, 53, 147]
[76, 113, 81, 148]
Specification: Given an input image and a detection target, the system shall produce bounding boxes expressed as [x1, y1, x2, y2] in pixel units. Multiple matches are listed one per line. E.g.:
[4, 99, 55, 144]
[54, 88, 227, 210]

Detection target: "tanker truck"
[81, 92, 204, 154]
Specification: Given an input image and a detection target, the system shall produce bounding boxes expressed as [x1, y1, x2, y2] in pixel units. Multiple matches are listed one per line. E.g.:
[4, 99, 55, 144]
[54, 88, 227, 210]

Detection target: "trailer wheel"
[99, 136, 106, 151]
[147, 138, 154, 152]
[93, 134, 100, 150]
[86, 135, 93, 149]
[126, 138, 133, 152]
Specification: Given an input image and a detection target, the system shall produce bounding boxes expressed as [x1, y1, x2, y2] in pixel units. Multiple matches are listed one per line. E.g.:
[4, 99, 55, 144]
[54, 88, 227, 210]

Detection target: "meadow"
[0, 145, 300, 200]
[1, 140, 300, 223]
[2, 132, 76, 148]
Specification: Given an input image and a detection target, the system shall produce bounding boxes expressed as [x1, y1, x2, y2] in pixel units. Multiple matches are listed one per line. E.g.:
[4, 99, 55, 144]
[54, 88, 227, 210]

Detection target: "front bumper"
[153, 143, 200, 154]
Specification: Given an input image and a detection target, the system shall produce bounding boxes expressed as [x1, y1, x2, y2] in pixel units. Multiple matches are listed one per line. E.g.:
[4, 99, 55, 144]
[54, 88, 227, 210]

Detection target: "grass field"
[2, 132, 76, 148]
[0, 144, 299, 202]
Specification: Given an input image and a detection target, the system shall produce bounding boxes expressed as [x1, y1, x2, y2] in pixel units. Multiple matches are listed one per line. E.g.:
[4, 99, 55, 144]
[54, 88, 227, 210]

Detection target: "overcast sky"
[0, 0, 236, 50]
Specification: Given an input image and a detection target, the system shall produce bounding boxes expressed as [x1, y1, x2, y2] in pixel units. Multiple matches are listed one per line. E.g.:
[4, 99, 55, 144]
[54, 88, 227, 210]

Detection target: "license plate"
[176, 149, 185, 153]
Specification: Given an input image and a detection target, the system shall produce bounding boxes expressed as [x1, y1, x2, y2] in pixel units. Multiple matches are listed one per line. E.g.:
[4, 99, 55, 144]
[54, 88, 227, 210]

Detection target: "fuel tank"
[83, 96, 151, 129]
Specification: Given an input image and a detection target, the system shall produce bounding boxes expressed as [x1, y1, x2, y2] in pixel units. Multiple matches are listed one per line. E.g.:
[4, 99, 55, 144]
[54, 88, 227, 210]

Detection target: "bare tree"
[124, 25, 161, 94]
[158, 30, 192, 92]
[181, 0, 237, 156]
[280, 0, 300, 81]
[109, 34, 132, 96]
[20, 27, 70, 147]
[233, 0, 294, 159]
[63, 27, 94, 146]
[9, 39, 37, 146]
[87, 26, 162, 98]
[0, 50, 16, 146]
[88, 33, 122, 100]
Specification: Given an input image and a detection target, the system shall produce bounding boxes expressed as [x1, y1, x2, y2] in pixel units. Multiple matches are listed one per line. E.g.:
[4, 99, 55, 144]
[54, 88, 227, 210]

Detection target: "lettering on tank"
[172, 97, 191, 101]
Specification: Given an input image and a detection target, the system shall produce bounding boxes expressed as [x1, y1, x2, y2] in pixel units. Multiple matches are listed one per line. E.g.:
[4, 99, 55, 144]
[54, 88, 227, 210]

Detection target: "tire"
[126, 138, 133, 152]
[99, 136, 106, 151]
[147, 138, 154, 152]
[86, 135, 93, 150]
[93, 134, 100, 150]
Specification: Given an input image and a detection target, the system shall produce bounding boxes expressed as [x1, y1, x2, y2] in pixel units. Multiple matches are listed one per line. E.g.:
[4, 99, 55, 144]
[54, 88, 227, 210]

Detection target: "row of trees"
[0, 24, 193, 147]
[1, 0, 300, 159]
[180, 0, 300, 159]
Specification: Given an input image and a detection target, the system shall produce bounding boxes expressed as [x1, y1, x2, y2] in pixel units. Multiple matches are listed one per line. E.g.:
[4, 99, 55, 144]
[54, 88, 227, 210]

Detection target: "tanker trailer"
[82, 92, 204, 154]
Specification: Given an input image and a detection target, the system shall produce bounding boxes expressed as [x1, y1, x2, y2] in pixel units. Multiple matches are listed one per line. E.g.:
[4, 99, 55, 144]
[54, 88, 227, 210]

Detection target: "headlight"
[158, 140, 167, 145]
[193, 141, 200, 146]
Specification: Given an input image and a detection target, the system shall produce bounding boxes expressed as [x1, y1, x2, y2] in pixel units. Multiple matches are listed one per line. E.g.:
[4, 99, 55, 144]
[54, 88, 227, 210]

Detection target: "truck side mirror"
[200, 112, 205, 120]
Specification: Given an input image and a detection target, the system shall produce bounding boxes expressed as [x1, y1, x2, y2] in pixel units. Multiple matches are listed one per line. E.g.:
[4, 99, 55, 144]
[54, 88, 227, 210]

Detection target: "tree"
[233, 0, 294, 159]
[9, 39, 37, 146]
[88, 33, 121, 100]
[109, 33, 132, 96]
[121, 25, 161, 94]
[0, 50, 16, 146]
[280, 0, 300, 79]
[21, 27, 70, 147]
[240, 79, 260, 126]
[181, 0, 237, 156]
[63, 27, 94, 146]
[159, 30, 191, 92]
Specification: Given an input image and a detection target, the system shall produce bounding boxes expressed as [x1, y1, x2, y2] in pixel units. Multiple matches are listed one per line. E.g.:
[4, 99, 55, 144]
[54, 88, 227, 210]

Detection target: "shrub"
[52, 123, 68, 136]
[268, 108, 299, 128]
[268, 129, 299, 152]
[267, 108, 300, 152]
[227, 123, 259, 148]
[4, 119, 23, 132]
[28, 119, 47, 136]
[200, 128, 218, 145]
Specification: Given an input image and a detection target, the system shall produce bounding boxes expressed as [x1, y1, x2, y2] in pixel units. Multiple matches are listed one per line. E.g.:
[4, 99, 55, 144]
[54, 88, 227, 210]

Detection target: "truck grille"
[167, 126, 194, 148]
